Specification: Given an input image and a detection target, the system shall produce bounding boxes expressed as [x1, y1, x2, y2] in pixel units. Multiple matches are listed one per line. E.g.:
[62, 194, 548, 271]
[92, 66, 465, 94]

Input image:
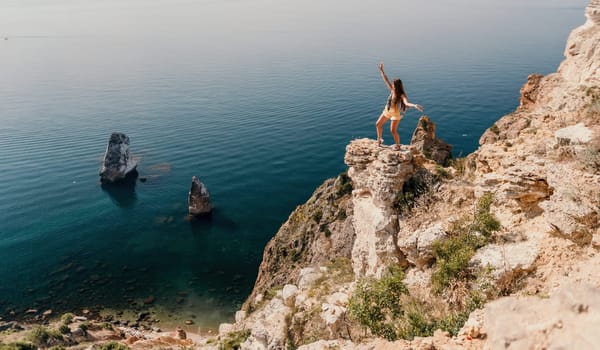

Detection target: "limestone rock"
[470, 233, 541, 278]
[555, 122, 594, 145]
[479, 112, 531, 145]
[99, 132, 138, 183]
[218, 323, 234, 336]
[298, 268, 322, 290]
[188, 176, 212, 216]
[297, 340, 356, 350]
[397, 223, 447, 267]
[320, 303, 345, 326]
[235, 310, 247, 323]
[519, 73, 544, 109]
[345, 139, 417, 277]
[409, 115, 453, 165]
[282, 284, 299, 306]
[482, 285, 600, 349]
[558, 0, 600, 84]
[240, 298, 291, 350]
[496, 166, 554, 213]
[345, 138, 415, 207]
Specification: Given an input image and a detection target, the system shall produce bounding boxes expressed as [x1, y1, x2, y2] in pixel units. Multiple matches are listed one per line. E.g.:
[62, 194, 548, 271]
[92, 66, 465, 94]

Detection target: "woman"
[375, 62, 423, 149]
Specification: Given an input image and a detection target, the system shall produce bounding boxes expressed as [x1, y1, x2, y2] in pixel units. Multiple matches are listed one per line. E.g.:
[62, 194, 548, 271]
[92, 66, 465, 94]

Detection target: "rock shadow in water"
[187, 209, 238, 234]
[101, 170, 139, 208]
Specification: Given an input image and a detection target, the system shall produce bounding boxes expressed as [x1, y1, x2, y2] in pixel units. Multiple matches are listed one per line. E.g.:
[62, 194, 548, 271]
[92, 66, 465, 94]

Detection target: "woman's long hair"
[390, 79, 407, 112]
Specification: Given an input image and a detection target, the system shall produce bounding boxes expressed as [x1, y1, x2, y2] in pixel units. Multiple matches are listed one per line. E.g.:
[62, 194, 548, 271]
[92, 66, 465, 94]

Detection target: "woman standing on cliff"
[376, 62, 423, 150]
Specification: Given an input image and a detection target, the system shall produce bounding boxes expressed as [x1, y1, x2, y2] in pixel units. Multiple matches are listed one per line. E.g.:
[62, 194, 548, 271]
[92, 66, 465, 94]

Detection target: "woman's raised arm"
[379, 62, 393, 91]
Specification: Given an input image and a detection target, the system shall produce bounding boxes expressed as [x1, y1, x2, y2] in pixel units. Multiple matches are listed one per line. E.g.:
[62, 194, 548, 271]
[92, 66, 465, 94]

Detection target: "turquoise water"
[0, 0, 588, 327]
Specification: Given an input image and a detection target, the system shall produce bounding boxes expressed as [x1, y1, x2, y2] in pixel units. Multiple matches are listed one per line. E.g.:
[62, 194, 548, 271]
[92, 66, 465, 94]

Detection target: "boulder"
[99, 132, 138, 183]
[555, 123, 593, 145]
[188, 176, 212, 216]
[483, 285, 600, 349]
[397, 223, 447, 267]
[410, 115, 452, 165]
[282, 284, 299, 306]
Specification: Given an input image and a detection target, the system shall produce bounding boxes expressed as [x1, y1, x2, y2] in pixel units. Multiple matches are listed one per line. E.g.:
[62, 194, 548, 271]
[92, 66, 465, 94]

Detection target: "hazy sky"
[1, 0, 590, 40]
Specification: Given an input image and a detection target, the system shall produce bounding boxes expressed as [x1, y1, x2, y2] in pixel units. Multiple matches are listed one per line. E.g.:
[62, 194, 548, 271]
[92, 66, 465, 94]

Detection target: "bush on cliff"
[335, 172, 353, 197]
[348, 265, 408, 341]
[393, 169, 438, 214]
[431, 192, 500, 294]
[26, 326, 63, 348]
[0, 342, 36, 350]
[348, 264, 488, 341]
[220, 330, 251, 350]
[96, 342, 130, 350]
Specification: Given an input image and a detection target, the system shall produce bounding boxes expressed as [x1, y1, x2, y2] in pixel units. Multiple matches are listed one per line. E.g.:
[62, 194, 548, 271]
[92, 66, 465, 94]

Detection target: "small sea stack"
[99, 132, 138, 184]
[188, 176, 212, 216]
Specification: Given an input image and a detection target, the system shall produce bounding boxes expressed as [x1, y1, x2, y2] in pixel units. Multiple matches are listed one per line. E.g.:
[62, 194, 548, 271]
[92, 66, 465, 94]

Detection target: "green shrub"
[78, 321, 89, 333]
[473, 193, 501, 237]
[49, 346, 66, 350]
[311, 209, 322, 223]
[335, 172, 353, 197]
[431, 193, 500, 293]
[393, 170, 436, 214]
[26, 326, 63, 348]
[58, 324, 71, 334]
[98, 342, 130, 350]
[60, 312, 74, 325]
[489, 124, 500, 135]
[0, 342, 37, 350]
[397, 291, 484, 339]
[435, 165, 451, 179]
[220, 330, 251, 350]
[348, 265, 408, 341]
[431, 235, 478, 294]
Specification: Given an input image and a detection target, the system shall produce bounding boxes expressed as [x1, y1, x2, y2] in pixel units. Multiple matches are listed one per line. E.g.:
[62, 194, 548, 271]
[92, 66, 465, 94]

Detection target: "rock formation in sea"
[99, 132, 138, 184]
[188, 176, 212, 216]
[215, 1, 600, 349]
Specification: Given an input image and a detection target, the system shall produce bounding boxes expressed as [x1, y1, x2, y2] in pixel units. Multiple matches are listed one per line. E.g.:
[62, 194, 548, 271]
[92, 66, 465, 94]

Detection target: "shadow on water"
[188, 208, 238, 234]
[101, 170, 139, 208]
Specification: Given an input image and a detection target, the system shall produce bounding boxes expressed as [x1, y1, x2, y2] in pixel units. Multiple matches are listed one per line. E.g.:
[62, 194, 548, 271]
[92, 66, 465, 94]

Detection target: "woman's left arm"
[402, 96, 423, 112]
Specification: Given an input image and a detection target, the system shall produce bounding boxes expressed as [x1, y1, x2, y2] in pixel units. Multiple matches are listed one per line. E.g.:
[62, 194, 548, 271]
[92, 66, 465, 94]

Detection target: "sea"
[0, 0, 589, 329]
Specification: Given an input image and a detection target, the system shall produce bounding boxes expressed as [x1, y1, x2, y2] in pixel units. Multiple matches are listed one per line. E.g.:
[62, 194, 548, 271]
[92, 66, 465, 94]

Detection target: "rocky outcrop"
[518, 73, 544, 109]
[99, 132, 138, 183]
[188, 176, 212, 216]
[345, 139, 417, 277]
[410, 115, 453, 165]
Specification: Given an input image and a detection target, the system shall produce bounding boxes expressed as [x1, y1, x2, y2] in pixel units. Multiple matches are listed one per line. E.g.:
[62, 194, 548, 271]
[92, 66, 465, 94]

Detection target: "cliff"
[3, 2, 597, 350]
[219, 1, 600, 349]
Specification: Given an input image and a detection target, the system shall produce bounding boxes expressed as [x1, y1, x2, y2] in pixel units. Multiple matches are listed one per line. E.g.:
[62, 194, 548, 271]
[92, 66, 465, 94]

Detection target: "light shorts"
[382, 109, 402, 121]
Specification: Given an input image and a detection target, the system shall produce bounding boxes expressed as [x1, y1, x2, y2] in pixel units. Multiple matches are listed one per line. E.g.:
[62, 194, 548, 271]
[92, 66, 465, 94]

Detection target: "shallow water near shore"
[0, 0, 589, 328]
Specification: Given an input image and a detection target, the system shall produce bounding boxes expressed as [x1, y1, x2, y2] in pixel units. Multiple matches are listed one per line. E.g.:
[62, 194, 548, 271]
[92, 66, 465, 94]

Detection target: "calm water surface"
[0, 0, 589, 328]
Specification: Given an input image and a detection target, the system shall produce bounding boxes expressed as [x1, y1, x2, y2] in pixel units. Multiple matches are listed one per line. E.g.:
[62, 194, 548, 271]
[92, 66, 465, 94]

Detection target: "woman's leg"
[375, 113, 389, 145]
[390, 119, 400, 146]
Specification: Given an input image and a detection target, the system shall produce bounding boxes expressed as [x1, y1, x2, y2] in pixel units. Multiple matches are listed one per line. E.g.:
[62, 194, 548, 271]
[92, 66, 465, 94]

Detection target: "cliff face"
[220, 1, 600, 349]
